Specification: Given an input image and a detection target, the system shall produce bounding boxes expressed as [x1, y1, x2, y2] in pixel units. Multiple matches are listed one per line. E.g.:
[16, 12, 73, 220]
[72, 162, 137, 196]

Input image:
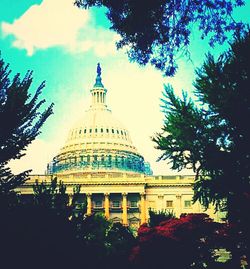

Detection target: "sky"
[1, 0, 250, 175]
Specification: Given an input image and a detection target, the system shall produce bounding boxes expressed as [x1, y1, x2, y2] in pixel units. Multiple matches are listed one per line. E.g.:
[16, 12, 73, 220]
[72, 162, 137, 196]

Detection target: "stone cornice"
[21, 176, 194, 188]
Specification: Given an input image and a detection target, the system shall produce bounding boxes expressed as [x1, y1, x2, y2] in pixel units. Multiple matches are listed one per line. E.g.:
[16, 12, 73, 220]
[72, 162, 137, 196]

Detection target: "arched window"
[101, 128, 103, 133]
[121, 130, 123, 135]
[112, 129, 114, 134]
[106, 129, 109, 133]
[95, 128, 98, 133]
[79, 129, 82, 134]
[84, 129, 87, 134]
[89, 129, 92, 133]
[117, 130, 119, 134]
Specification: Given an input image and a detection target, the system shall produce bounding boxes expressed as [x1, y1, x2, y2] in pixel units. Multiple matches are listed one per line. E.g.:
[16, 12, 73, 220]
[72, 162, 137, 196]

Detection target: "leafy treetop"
[0, 55, 53, 193]
[75, 0, 246, 76]
[153, 31, 250, 263]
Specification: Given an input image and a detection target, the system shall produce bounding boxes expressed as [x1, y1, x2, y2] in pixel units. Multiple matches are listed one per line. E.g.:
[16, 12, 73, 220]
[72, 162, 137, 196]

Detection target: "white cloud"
[1, 0, 118, 56]
[9, 139, 59, 174]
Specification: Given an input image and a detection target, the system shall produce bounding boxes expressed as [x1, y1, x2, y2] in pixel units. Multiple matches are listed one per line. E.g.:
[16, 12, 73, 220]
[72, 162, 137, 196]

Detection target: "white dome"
[48, 64, 151, 175]
[60, 107, 138, 155]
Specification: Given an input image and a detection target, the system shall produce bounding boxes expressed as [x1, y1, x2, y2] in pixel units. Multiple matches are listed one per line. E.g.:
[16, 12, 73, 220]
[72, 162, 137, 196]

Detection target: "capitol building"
[19, 64, 221, 228]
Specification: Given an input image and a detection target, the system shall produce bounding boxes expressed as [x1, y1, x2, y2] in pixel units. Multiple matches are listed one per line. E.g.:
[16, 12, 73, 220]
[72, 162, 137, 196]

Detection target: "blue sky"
[1, 0, 250, 175]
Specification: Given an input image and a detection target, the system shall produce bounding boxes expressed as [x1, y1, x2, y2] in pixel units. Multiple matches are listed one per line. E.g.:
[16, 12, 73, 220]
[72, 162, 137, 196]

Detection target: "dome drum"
[49, 150, 146, 174]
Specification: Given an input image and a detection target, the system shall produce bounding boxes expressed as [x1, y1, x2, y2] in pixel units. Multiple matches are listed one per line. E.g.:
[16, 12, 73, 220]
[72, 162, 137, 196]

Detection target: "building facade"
[19, 64, 221, 228]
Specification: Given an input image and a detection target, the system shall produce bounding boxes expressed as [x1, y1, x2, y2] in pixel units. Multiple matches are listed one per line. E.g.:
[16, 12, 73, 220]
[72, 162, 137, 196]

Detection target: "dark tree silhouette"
[75, 0, 246, 76]
[148, 208, 175, 227]
[153, 31, 250, 266]
[106, 222, 136, 269]
[0, 55, 53, 194]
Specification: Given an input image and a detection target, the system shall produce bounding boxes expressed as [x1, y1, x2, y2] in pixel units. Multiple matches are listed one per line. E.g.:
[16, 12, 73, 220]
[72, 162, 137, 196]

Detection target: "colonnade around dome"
[48, 151, 151, 175]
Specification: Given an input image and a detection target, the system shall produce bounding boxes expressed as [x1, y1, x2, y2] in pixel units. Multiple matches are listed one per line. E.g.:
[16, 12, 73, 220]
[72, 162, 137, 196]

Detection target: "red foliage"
[130, 213, 230, 268]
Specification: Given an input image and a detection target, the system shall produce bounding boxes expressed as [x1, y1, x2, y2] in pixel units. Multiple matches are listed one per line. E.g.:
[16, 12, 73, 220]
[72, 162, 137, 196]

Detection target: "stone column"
[87, 193, 92, 215]
[104, 193, 110, 219]
[122, 193, 128, 226]
[176, 194, 182, 217]
[140, 192, 146, 224]
[68, 193, 74, 206]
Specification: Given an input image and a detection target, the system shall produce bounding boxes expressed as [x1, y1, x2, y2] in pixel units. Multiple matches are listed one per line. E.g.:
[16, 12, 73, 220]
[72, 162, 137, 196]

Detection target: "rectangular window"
[166, 200, 173, 208]
[112, 200, 121, 208]
[94, 200, 103, 208]
[130, 201, 138, 208]
[184, 200, 192, 208]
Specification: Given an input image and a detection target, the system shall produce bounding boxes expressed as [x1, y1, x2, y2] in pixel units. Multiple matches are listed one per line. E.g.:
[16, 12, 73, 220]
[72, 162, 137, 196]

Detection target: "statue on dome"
[97, 63, 101, 77]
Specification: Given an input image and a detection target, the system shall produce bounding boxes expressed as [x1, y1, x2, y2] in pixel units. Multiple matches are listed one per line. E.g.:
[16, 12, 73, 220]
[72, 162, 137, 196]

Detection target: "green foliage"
[106, 222, 136, 268]
[106, 222, 136, 253]
[72, 213, 136, 268]
[148, 208, 175, 227]
[79, 213, 111, 243]
[75, 0, 246, 76]
[71, 184, 87, 217]
[153, 31, 250, 266]
[0, 55, 53, 194]
[33, 177, 74, 220]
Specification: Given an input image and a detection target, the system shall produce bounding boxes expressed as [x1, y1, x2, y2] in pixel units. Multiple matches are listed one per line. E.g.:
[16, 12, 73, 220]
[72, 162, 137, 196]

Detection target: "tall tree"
[75, 0, 246, 76]
[153, 30, 250, 266]
[0, 55, 53, 194]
